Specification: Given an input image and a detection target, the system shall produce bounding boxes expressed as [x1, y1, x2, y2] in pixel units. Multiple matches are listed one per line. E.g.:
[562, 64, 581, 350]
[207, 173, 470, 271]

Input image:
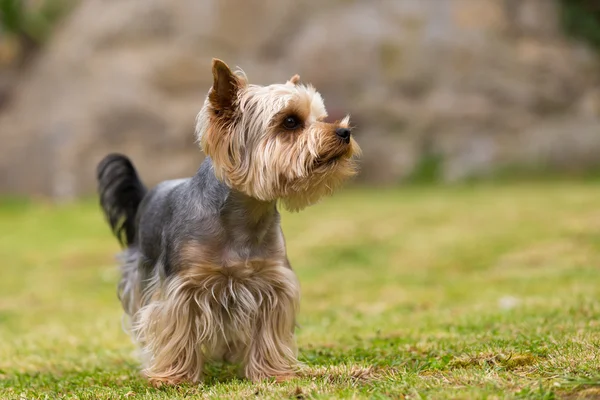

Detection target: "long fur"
[97, 58, 359, 385]
[195, 67, 360, 211]
[133, 259, 300, 383]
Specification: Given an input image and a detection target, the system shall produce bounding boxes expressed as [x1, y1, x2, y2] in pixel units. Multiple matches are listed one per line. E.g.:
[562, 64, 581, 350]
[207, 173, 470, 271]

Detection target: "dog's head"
[196, 59, 360, 211]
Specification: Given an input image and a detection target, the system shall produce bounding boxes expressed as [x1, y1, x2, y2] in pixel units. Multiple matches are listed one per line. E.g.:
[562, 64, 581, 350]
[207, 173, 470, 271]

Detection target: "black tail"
[97, 154, 147, 248]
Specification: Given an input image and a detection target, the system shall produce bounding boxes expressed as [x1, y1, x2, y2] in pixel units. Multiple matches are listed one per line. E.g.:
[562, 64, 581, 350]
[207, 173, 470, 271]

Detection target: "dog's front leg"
[133, 278, 204, 386]
[241, 271, 301, 382]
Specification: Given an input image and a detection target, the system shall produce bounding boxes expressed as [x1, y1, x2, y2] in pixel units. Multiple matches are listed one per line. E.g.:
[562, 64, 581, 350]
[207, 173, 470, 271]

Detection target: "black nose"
[335, 128, 351, 143]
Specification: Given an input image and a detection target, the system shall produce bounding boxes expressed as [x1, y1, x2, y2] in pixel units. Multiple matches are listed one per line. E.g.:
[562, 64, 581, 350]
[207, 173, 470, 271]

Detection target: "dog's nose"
[335, 128, 351, 143]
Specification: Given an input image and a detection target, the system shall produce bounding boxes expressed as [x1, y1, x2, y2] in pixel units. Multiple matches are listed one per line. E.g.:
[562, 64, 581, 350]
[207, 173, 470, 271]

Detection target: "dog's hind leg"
[117, 249, 144, 321]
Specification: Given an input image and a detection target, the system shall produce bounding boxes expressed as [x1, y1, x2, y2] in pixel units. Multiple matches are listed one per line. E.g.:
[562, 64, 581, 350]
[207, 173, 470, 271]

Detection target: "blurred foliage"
[559, 0, 600, 50]
[0, 0, 74, 45]
[407, 153, 443, 185]
[0, 0, 599, 52]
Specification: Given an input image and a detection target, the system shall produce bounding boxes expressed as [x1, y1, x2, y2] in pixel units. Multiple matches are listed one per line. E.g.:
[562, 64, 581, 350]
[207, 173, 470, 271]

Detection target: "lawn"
[1, 182, 599, 399]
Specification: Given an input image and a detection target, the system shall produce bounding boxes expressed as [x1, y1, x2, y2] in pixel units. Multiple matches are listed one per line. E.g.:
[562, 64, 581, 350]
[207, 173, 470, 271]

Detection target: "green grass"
[1, 182, 600, 399]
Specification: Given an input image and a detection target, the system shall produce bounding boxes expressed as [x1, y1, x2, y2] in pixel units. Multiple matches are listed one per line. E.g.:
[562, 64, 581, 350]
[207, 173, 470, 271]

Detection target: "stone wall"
[0, 0, 599, 198]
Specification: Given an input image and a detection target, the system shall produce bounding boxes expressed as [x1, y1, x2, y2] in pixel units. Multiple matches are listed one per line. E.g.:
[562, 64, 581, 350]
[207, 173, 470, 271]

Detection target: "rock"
[0, 0, 599, 197]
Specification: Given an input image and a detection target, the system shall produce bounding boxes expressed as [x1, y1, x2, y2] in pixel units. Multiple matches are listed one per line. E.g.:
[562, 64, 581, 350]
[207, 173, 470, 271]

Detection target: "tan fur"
[131, 243, 300, 383]
[122, 59, 359, 385]
[196, 59, 361, 211]
[288, 74, 301, 85]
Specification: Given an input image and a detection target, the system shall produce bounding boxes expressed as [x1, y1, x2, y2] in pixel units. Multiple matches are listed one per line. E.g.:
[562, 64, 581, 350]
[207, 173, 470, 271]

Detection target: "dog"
[96, 59, 360, 385]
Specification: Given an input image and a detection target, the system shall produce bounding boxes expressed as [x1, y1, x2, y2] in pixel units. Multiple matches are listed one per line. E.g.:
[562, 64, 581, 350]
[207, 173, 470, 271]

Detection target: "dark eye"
[282, 116, 301, 130]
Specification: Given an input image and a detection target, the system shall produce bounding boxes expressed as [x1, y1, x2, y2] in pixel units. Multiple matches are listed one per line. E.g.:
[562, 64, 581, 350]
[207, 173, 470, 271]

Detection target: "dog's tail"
[97, 154, 147, 248]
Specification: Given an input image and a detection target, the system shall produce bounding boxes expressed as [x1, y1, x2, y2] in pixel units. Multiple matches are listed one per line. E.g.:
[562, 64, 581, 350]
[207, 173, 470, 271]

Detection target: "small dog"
[97, 59, 360, 385]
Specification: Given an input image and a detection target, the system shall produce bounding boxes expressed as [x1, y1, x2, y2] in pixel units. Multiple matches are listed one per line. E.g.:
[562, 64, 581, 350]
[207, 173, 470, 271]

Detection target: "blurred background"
[1, 2, 600, 397]
[0, 0, 599, 199]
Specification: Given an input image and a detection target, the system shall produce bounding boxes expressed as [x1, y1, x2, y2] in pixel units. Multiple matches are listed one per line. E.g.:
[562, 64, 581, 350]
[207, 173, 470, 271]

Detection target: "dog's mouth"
[314, 150, 353, 169]
[314, 151, 351, 168]
[314, 144, 355, 168]
[314, 154, 343, 168]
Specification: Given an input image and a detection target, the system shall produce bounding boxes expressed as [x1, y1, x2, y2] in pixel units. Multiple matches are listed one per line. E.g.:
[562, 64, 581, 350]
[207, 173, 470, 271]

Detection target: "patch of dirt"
[299, 365, 391, 384]
[449, 352, 538, 370]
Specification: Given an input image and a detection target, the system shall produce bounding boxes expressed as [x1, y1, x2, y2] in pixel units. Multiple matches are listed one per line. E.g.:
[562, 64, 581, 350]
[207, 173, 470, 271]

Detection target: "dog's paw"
[244, 372, 295, 383]
[274, 374, 295, 383]
[148, 376, 189, 388]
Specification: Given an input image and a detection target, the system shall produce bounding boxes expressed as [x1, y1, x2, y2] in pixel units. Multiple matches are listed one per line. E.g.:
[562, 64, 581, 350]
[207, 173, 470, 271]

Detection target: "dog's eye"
[282, 116, 301, 130]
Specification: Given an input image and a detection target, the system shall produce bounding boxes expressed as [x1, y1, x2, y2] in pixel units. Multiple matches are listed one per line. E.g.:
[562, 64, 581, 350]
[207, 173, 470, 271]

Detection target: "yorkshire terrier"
[97, 59, 360, 385]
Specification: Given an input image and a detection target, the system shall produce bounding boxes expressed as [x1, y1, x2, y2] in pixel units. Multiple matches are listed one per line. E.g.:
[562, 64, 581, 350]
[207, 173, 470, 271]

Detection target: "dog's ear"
[210, 59, 241, 111]
[287, 74, 300, 86]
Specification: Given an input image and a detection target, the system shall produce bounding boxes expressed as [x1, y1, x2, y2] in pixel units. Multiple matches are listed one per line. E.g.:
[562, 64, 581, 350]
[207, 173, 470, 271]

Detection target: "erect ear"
[209, 58, 241, 111]
[287, 74, 300, 86]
